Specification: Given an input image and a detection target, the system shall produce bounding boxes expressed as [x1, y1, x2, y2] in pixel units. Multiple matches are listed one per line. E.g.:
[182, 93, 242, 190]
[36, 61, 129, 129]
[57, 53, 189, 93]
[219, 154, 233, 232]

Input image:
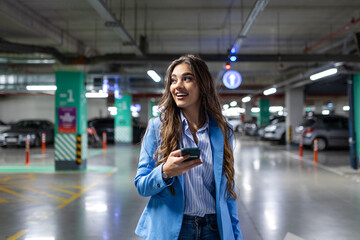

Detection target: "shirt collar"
[180, 110, 209, 133]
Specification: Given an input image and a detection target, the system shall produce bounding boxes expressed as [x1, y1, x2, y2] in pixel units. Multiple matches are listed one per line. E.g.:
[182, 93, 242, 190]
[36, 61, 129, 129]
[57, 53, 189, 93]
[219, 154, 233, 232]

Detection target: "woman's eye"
[184, 77, 192, 81]
[170, 79, 176, 84]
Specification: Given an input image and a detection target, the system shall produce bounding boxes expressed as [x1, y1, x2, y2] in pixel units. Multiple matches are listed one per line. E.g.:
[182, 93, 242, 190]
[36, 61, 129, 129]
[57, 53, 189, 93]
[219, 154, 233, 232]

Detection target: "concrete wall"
[0, 95, 108, 124]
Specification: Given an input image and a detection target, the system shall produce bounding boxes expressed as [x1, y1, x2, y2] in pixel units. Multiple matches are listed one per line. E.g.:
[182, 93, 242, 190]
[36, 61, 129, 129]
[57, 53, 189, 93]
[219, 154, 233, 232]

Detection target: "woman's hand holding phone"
[162, 149, 202, 178]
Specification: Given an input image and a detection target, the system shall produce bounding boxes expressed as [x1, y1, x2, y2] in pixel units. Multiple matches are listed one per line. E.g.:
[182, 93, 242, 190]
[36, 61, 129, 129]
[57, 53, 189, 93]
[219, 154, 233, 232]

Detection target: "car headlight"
[19, 134, 27, 141]
[265, 125, 277, 132]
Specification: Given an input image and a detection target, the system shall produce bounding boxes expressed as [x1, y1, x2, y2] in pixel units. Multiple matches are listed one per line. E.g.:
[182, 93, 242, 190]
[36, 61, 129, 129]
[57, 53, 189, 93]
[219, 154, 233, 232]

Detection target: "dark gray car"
[294, 115, 349, 151]
[0, 119, 54, 147]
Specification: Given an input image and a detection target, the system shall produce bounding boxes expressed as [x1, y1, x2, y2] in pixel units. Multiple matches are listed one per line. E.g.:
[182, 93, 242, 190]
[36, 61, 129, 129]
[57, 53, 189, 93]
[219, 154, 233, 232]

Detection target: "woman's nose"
[174, 79, 184, 88]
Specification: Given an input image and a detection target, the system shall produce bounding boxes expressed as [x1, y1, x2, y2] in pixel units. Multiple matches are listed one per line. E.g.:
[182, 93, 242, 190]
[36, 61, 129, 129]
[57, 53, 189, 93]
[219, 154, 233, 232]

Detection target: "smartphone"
[181, 147, 200, 161]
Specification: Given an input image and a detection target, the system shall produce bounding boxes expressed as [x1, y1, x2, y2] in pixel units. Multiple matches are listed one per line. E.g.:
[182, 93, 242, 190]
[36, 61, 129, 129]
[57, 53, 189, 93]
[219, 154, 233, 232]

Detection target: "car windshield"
[93, 119, 114, 128]
[302, 119, 315, 127]
[13, 121, 42, 129]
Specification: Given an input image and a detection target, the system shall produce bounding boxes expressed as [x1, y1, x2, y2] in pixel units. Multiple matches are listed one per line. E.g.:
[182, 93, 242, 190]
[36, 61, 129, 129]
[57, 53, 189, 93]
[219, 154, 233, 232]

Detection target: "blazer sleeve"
[134, 118, 174, 197]
[227, 132, 243, 239]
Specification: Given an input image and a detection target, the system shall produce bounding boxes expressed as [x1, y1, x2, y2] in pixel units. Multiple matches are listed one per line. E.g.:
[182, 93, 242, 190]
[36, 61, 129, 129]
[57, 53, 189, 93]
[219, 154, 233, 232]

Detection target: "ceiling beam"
[0, 0, 85, 54]
[85, 53, 360, 64]
[1, 38, 360, 64]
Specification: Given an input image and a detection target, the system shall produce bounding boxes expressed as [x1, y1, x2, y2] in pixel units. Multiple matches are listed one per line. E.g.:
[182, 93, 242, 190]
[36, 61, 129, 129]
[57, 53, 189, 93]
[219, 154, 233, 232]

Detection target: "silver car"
[294, 115, 349, 151]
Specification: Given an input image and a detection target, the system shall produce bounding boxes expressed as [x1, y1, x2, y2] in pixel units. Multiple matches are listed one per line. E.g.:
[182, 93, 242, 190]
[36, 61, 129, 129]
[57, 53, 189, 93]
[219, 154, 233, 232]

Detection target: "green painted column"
[115, 94, 133, 144]
[55, 71, 87, 170]
[257, 98, 270, 126]
[149, 99, 159, 119]
[354, 74, 360, 167]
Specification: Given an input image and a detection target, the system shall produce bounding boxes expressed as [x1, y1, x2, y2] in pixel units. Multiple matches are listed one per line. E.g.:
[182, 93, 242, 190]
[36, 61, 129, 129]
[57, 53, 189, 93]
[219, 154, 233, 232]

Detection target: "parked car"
[0, 120, 10, 133]
[0, 119, 54, 147]
[294, 115, 349, 151]
[226, 116, 242, 132]
[263, 116, 286, 144]
[87, 117, 146, 146]
[88, 118, 115, 144]
[243, 121, 258, 136]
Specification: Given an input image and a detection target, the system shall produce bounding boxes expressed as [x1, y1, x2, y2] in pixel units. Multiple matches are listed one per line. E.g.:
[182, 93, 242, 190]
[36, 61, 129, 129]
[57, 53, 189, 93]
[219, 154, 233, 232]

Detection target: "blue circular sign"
[223, 70, 242, 89]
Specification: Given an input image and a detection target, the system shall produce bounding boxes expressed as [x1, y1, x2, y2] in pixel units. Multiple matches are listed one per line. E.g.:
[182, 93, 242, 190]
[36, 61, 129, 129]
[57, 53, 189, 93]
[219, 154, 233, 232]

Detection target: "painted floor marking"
[19, 186, 68, 201]
[6, 229, 28, 240]
[0, 186, 38, 202]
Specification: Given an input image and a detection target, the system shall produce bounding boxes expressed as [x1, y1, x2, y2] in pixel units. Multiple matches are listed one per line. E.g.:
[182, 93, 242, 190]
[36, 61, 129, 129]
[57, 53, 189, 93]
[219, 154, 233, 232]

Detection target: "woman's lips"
[176, 93, 188, 99]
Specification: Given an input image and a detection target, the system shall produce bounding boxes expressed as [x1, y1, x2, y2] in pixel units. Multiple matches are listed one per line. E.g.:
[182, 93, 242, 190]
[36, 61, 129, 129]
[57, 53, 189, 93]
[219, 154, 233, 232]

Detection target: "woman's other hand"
[162, 149, 202, 178]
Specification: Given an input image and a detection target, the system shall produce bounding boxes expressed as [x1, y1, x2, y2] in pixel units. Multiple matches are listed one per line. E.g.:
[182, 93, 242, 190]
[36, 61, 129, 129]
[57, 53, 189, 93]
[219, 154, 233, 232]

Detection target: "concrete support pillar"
[55, 71, 87, 170]
[352, 74, 360, 169]
[137, 98, 150, 125]
[243, 101, 252, 122]
[285, 86, 304, 144]
[314, 100, 323, 114]
[115, 94, 133, 144]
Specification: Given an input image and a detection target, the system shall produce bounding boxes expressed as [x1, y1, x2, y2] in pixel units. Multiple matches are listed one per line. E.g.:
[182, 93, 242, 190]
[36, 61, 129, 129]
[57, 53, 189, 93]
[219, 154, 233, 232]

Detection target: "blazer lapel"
[209, 116, 224, 196]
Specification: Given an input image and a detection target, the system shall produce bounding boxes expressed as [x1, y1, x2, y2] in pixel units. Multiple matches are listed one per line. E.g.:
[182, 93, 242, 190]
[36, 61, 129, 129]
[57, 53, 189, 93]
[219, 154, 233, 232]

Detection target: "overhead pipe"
[230, 0, 269, 54]
[87, 0, 143, 56]
[303, 17, 360, 53]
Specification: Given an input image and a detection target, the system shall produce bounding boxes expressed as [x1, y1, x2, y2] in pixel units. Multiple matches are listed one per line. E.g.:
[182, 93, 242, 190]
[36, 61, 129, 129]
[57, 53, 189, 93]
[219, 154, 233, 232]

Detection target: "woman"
[134, 54, 242, 240]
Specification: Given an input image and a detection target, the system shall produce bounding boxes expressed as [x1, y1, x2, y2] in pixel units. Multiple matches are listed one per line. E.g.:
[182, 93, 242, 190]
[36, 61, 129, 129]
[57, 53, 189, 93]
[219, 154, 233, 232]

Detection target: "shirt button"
[157, 183, 160, 188]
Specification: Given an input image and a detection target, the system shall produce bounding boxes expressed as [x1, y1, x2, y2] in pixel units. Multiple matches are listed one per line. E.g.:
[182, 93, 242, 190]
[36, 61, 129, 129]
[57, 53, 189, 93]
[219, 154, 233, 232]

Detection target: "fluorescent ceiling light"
[269, 106, 284, 112]
[230, 101, 237, 107]
[108, 106, 117, 112]
[26, 85, 57, 91]
[147, 70, 161, 82]
[251, 107, 260, 113]
[310, 68, 338, 81]
[322, 109, 330, 115]
[86, 92, 108, 98]
[263, 87, 276, 96]
[343, 106, 350, 111]
[242, 96, 251, 103]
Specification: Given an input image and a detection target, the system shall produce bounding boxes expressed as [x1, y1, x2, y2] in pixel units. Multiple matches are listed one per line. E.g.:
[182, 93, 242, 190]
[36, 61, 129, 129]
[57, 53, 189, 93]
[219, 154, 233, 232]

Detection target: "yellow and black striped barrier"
[76, 135, 82, 164]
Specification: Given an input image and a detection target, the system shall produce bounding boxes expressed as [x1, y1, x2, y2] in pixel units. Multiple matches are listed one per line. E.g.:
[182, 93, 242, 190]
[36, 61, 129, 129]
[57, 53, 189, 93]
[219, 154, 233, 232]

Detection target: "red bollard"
[25, 135, 30, 165]
[41, 132, 46, 153]
[313, 138, 318, 163]
[103, 132, 107, 152]
[299, 135, 303, 158]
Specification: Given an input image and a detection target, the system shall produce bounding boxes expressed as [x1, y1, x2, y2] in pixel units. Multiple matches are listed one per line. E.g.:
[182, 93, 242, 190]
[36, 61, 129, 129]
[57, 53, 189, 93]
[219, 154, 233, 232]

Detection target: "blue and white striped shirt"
[180, 111, 216, 216]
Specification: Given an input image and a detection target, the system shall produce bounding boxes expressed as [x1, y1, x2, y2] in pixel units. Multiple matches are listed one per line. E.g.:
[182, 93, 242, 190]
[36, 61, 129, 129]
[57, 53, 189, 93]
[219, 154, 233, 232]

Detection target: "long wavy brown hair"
[155, 54, 236, 199]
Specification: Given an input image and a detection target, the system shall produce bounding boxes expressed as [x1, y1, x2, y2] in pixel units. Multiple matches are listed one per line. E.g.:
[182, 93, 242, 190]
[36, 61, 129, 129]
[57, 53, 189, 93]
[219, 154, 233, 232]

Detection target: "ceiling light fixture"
[242, 96, 251, 103]
[147, 70, 161, 82]
[26, 85, 57, 91]
[230, 56, 237, 62]
[310, 68, 338, 81]
[263, 87, 277, 96]
[86, 92, 108, 98]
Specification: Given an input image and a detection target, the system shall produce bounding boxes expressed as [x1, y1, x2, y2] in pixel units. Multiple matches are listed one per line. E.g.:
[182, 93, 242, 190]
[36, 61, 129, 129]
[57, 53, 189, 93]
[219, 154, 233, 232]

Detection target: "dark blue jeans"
[178, 214, 221, 240]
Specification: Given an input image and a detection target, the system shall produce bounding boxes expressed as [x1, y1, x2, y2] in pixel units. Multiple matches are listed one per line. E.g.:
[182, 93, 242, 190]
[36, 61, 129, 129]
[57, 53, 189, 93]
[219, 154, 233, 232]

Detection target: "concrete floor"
[0, 134, 359, 240]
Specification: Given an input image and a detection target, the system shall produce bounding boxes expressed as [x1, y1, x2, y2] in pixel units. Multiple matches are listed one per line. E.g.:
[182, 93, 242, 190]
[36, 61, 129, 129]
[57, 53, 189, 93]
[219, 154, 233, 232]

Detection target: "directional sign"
[223, 70, 242, 89]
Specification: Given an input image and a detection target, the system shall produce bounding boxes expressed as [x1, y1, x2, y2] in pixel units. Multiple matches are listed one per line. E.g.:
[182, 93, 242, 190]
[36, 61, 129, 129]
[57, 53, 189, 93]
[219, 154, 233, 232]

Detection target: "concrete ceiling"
[0, 0, 360, 97]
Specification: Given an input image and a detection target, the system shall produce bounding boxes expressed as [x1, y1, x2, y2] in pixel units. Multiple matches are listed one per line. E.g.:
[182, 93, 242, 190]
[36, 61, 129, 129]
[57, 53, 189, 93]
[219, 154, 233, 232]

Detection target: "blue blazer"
[134, 116, 243, 240]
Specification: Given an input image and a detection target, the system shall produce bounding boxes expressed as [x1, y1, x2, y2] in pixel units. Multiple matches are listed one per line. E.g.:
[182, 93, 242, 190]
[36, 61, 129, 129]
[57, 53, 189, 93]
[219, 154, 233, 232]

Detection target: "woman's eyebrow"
[171, 72, 194, 77]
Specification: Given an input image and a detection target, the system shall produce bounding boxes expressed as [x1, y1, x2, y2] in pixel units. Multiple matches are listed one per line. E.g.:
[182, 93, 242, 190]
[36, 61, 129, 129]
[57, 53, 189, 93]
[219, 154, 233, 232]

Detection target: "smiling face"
[169, 63, 201, 113]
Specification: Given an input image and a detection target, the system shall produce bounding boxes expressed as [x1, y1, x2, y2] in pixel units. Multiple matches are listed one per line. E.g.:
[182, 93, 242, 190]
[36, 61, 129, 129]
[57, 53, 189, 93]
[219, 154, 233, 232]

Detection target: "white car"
[263, 117, 286, 144]
[226, 117, 242, 133]
[0, 120, 9, 133]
